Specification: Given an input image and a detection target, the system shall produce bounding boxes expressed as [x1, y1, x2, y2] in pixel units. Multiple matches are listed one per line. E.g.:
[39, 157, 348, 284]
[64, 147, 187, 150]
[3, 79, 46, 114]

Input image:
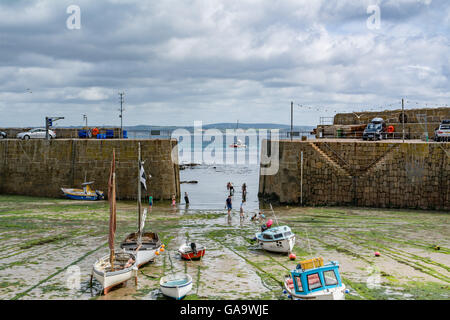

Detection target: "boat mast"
[137, 143, 142, 236]
[108, 149, 117, 269]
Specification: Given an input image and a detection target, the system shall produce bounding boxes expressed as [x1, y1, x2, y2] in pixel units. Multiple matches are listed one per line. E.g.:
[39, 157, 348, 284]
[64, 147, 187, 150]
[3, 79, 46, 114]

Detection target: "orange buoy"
[155, 251, 160, 255]
[161, 244, 165, 248]
[92, 127, 99, 136]
[160, 247, 165, 252]
[387, 125, 394, 133]
[289, 253, 296, 260]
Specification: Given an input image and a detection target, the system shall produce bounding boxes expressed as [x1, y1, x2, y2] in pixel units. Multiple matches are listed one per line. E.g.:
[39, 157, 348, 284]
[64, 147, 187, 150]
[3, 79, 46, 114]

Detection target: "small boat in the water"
[120, 143, 164, 267]
[160, 273, 193, 300]
[178, 242, 206, 260]
[284, 257, 346, 300]
[229, 139, 247, 148]
[61, 181, 104, 200]
[255, 224, 295, 253]
[91, 149, 137, 295]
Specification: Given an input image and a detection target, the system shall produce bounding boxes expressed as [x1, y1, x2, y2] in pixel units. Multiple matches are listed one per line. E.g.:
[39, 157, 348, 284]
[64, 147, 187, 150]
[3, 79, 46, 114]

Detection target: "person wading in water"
[242, 183, 247, 202]
[225, 195, 232, 216]
[184, 192, 190, 205]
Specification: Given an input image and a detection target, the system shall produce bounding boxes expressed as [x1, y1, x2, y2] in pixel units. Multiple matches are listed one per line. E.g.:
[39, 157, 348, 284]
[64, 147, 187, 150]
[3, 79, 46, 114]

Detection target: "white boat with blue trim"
[255, 225, 295, 253]
[160, 273, 193, 300]
[284, 257, 346, 300]
[61, 181, 104, 200]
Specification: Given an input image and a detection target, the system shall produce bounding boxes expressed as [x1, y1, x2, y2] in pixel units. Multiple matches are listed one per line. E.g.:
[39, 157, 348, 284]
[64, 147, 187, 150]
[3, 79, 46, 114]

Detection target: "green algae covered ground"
[0, 195, 448, 300]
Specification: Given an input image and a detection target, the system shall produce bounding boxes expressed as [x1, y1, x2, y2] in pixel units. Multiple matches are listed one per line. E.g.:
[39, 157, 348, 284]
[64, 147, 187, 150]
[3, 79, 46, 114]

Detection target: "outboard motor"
[190, 242, 197, 254]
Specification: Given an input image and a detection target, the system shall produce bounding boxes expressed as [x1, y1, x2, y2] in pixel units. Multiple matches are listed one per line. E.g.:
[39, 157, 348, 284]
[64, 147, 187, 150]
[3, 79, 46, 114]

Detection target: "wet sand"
[0, 195, 448, 300]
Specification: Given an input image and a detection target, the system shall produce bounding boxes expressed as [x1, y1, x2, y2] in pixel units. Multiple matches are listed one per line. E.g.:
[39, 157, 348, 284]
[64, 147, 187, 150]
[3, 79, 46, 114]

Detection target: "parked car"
[16, 128, 56, 140]
[362, 118, 386, 141]
[434, 120, 450, 142]
[0, 131, 6, 139]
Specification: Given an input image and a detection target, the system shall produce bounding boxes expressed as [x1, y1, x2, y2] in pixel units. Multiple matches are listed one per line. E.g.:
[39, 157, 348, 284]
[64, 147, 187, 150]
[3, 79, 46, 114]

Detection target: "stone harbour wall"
[0, 139, 180, 200]
[259, 140, 450, 210]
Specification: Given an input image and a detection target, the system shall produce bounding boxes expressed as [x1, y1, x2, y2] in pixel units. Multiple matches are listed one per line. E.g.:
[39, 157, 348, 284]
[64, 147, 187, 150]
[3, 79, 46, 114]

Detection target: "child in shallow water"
[171, 194, 176, 206]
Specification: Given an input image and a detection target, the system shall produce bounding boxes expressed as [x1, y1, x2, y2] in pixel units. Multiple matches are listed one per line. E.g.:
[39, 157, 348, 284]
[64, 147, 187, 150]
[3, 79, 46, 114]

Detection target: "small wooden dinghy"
[178, 242, 206, 260]
[160, 273, 193, 300]
[92, 252, 137, 295]
[91, 149, 137, 295]
[284, 258, 346, 300]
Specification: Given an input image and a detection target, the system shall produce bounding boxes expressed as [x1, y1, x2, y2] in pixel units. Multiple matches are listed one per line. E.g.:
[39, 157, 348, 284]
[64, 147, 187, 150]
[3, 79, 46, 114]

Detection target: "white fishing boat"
[255, 225, 296, 253]
[160, 273, 193, 300]
[91, 149, 138, 295]
[120, 143, 164, 267]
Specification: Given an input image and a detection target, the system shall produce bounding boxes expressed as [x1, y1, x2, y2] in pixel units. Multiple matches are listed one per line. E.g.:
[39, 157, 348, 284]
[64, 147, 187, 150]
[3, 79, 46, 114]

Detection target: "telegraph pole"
[119, 92, 125, 139]
[402, 98, 405, 143]
[290, 101, 293, 141]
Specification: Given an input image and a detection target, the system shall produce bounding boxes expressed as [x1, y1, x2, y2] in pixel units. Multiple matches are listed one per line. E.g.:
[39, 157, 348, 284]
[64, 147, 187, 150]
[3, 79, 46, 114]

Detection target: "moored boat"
[284, 257, 346, 300]
[91, 149, 137, 295]
[160, 273, 193, 300]
[255, 225, 295, 253]
[61, 181, 104, 200]
[178, 242, 206, 260]
[120, 142, 164, 268]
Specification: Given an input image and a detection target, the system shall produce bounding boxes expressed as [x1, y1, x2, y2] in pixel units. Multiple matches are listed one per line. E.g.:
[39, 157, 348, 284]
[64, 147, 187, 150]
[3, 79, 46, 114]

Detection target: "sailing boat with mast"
[120, 142, 164, 268]
[91, 149, 138, 295]
[229, 120, 247, 148]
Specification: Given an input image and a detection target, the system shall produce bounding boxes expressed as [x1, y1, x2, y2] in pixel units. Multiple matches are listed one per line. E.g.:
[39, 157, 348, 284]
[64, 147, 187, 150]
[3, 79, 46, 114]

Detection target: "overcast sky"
[0, 0, 448, 127]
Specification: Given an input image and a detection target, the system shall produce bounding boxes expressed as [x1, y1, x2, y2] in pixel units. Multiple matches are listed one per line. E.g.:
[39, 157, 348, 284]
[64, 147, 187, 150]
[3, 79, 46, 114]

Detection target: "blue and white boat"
[255, 225, 295, 253]
[61, 181, 104, 200]
[160, 273, 193, 300]
[284, 258, 346, 300]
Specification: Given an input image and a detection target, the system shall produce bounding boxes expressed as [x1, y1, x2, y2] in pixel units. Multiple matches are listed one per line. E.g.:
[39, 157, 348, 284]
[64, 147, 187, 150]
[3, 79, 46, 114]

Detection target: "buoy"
[289, 253, 296, 260]
[155, 251, 160, 255]
[387, 125, 394, 133]
[374, 251, 380, 257]
[92, 127, 99, 136]
[161, 244, 165, 248]
[160, 247, 165, 252]
[345, 289, 350, 294]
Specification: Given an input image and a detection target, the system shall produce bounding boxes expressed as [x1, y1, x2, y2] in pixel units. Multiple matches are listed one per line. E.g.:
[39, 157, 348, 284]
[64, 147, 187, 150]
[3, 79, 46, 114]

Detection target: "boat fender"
[345, 289, 350, 294]
[287, 295, 292, 299]
[283, 290, 287, 294]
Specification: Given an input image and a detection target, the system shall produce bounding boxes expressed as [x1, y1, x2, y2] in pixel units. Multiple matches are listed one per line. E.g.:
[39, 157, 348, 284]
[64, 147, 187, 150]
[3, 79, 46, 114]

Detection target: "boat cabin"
[289, 261, 343, 296]
[257, 226, 293, 241]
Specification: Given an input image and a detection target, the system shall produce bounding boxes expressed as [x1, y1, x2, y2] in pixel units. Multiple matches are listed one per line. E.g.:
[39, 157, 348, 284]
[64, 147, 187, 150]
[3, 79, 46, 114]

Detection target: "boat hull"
[257, 235, 295, 253]
[61, 188, 103, 201]
[284, 279, 346, 300]
[92, 252, 137, 295]
[120, 232, 162, 268]
[178, 244, 206, 260]
[160, 274, 193, 300]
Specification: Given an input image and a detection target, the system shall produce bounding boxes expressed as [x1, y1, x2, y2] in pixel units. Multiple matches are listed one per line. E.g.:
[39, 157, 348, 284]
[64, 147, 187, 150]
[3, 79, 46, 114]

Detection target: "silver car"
[16, 128, 56, 140]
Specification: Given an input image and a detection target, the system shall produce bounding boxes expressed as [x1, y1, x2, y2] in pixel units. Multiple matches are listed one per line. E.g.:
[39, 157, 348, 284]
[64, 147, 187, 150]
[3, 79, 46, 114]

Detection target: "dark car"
[362, 118, 386, 141]
[0, 131, 6, 139]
